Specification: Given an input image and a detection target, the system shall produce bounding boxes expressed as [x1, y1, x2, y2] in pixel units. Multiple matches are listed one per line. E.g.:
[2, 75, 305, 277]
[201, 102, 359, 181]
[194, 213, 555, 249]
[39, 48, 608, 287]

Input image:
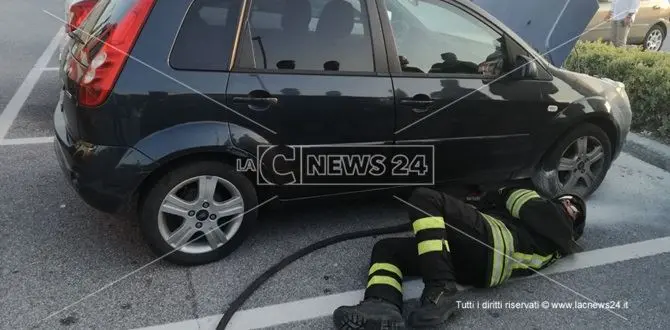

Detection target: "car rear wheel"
[140, 161, 258, 265]
[643, 25, 665, 52]
[531, 123, 612, 199]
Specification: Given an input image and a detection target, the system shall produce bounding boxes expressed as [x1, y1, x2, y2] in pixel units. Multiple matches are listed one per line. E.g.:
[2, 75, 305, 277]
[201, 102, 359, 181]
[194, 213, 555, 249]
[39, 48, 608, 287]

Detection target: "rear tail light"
[74, 0, 156, 108]
[66, 0, 98, 33]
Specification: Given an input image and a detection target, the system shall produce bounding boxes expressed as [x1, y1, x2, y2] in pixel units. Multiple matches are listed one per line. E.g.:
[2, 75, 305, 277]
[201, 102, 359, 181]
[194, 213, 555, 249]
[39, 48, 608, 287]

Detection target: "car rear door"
[225, 0, 395, 197]
[380, 0, 559, 183]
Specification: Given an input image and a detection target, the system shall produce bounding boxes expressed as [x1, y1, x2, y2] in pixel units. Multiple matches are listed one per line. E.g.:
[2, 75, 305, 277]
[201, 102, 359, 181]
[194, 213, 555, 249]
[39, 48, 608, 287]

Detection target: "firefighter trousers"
[364, 188, 494, 308]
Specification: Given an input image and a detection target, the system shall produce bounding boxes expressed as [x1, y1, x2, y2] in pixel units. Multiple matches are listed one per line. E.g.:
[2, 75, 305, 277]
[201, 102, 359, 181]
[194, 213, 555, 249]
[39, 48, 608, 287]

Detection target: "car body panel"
[224, 73, 397, 199]
[222, 0, 397, 198]
[54, 103, 155, 213]
[224, 74, 396, 146]
[391, 75, 554, 183]
[132, 122, 237, 164]
[381, 0, 565, 183]
[56, 0, 244, 212]
[54, 0, 632, 214]
[520, 68, 627, 173]
[382, 0, 629, 183]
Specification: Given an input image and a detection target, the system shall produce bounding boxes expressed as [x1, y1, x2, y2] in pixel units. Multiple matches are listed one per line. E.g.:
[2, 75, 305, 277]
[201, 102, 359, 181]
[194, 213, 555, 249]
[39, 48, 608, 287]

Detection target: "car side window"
[235, 0, 375, 72]
[384, 0, 507, 75]
[170, 0, 242, 71]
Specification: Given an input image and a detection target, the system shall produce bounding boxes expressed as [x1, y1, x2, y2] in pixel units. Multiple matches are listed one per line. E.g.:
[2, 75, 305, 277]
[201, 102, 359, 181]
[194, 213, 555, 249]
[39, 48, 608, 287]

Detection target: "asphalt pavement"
[1, 2, 669, 330]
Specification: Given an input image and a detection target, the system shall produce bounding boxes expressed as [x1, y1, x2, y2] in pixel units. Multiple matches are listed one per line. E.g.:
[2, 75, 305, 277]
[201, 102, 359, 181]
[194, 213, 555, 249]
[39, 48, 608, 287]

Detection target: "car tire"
[139, 161, 258, 266]
[643, 24, 665, 52]
[531, 123, 612, 199]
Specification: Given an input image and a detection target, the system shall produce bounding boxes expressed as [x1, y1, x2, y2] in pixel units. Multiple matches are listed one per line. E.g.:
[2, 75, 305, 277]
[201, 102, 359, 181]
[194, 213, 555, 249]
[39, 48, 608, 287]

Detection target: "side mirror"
[512, 55, 538, 79]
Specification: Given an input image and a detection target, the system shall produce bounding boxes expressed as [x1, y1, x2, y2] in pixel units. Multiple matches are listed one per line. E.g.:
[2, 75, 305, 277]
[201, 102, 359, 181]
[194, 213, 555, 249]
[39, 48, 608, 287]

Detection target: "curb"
[622, 132, 670, 172]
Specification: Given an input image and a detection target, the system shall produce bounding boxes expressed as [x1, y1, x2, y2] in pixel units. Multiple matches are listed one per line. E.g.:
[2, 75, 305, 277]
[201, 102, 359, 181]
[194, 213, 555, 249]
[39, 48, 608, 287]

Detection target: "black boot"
[407, 283, 459, 329]
[333, 298, 406, 330]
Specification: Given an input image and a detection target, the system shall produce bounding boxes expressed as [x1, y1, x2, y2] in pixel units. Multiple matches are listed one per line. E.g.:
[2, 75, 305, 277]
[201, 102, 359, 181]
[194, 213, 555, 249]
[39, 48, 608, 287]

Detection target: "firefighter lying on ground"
[333, 186, 586, 329]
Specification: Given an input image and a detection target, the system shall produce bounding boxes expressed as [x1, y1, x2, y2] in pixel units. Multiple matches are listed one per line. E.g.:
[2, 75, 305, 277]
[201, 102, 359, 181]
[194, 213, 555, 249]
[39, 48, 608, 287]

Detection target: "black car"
[55, 0, 632, 265]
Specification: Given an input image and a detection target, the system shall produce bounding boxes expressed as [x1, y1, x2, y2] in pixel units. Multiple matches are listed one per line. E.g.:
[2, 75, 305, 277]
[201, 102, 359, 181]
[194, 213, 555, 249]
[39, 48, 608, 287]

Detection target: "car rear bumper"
[53, 102, 154, 214]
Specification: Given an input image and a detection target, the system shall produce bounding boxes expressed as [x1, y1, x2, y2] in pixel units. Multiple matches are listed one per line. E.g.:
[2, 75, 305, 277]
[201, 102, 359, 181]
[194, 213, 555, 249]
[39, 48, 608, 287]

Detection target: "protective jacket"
[361, 187, 586, 309]
[479, 187, 583, 285]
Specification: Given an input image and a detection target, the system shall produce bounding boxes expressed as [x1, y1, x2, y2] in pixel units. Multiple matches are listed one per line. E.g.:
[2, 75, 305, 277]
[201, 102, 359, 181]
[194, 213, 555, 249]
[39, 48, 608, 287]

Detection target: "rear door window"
[170, 0, 244, 71]
[234, 0, 375, 72]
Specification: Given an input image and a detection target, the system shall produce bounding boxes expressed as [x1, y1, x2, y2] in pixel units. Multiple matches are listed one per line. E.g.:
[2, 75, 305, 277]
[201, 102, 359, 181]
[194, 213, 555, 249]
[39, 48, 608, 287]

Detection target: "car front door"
[380, 0, 559, 183]
[225, 0, 395, 198]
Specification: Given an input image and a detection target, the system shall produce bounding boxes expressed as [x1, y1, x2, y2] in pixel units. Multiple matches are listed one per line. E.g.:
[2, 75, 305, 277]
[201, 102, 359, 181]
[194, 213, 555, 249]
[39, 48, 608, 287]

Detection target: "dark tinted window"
[384, 0, 506, 75]
[235, 0, 374, 72]
[170, 0, 242, 71]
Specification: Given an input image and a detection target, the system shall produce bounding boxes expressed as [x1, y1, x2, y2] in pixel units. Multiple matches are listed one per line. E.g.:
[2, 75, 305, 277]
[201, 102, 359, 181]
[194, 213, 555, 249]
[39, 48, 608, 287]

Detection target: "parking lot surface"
[1, 2, 669, 330]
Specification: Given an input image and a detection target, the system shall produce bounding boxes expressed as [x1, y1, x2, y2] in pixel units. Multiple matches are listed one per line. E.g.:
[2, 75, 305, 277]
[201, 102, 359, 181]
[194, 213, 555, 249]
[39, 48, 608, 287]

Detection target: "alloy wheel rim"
[646, 30, 663, 51]
[556, 136, 605, 195]
[157, 175, 245, 254]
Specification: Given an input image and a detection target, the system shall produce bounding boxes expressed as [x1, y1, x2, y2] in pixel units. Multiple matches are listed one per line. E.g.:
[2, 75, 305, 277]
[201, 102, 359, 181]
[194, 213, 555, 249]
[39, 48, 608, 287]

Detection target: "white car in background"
[582, 0, 670, 51]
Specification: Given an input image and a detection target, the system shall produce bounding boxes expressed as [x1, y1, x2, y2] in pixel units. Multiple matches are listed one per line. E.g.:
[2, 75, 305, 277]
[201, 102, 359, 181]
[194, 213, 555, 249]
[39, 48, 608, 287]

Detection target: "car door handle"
[233, 97, 279, 105]
[400, 98, 434, 113]
[653, 5, 661, 9]
[400, 99, 434, 106]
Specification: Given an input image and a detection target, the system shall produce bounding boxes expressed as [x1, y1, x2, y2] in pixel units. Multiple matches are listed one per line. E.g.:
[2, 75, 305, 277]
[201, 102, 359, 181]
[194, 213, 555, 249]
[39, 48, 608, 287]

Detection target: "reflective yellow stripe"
[488, 215, 515, 282]
[511, 252, 555, 270]
[367, 275, 402, 292]
[443, 240, 450, 252]
[512, 262, 528, 270]
[505, 189, 541, 218]
[510, 191, 541, 218]
[511, 253, 531, 270]
[484, 215, 508, 283]
[482, 213, 515, 286]
[506, 189, 528, 211]
[417, 240, 443, 255]
[412, 216, 445, 234]
[481, 214, 504, 287]
[507, 190, 534, 216]
[368, 263, 402, 278]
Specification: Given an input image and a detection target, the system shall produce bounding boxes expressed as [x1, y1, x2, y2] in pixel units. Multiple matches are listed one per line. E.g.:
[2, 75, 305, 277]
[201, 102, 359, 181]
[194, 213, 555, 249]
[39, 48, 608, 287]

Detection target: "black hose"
[215, 223, 411, 330]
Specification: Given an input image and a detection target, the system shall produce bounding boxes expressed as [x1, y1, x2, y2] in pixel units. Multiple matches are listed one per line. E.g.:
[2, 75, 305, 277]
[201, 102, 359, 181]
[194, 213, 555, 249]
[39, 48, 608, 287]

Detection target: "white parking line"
[0, 82, 62, 147]
[0, 28, 63, 142]
[134, 235, 670, 330]
[0, 136, 55, 146]
[40, 67, 60, 72]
